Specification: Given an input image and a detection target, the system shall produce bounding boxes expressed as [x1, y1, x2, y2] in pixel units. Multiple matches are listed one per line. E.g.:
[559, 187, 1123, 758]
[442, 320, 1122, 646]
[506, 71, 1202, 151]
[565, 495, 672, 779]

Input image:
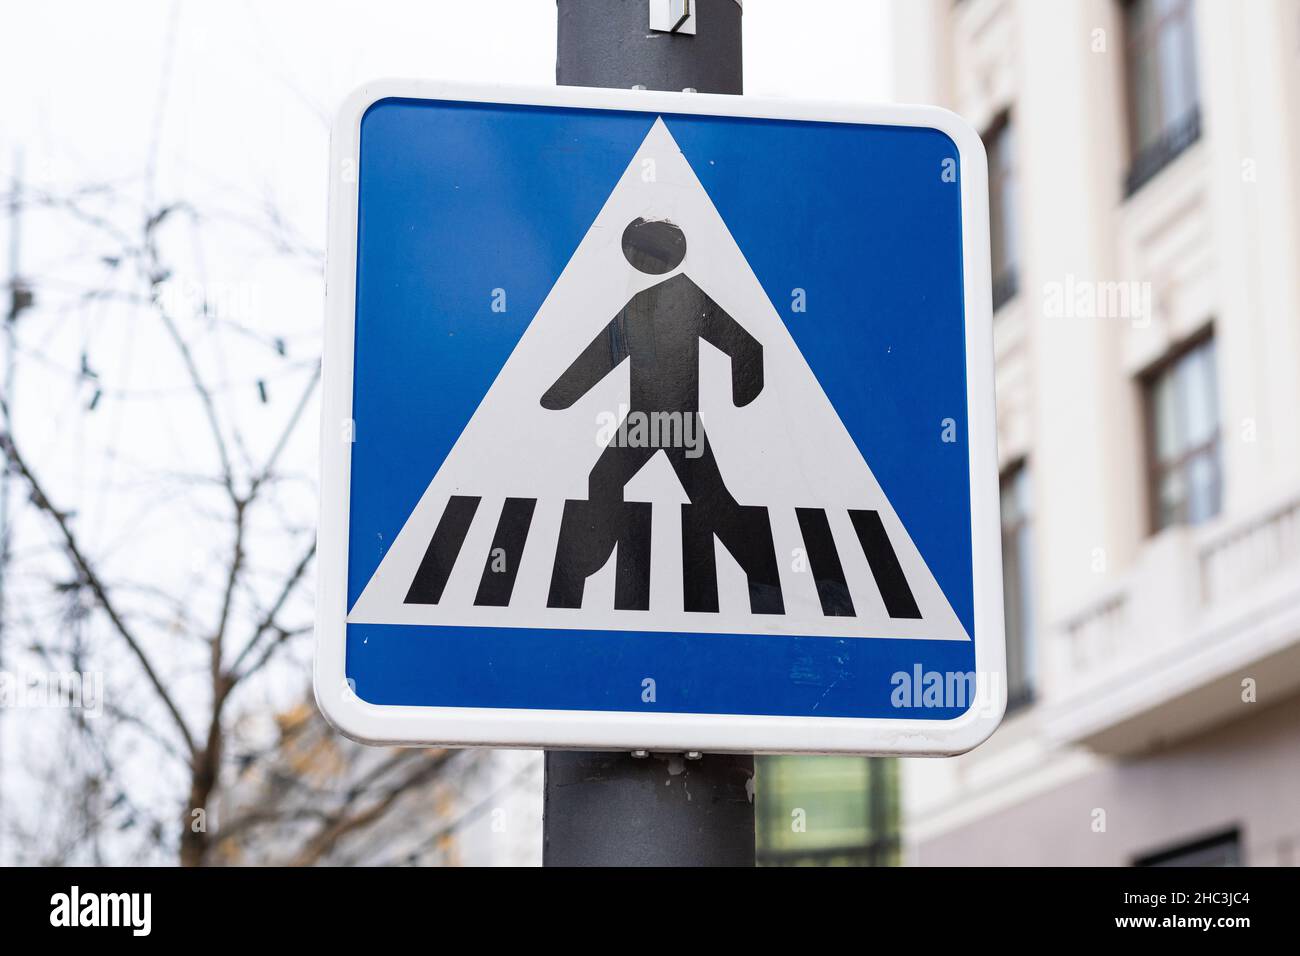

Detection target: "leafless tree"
[0, 176, 485, 866]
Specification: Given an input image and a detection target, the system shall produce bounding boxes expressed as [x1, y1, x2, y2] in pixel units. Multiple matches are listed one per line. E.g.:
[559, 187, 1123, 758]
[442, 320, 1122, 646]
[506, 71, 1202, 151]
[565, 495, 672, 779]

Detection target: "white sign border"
[315, 79, 1005, 756]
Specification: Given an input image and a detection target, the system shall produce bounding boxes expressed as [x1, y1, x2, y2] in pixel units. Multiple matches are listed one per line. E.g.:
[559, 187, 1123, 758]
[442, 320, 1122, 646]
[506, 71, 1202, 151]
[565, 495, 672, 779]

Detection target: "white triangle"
[348, 118, 970, 643]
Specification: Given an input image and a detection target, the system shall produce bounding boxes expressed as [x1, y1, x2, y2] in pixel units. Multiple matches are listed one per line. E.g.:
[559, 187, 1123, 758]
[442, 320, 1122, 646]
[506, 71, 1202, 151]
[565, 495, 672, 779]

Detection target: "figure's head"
[621, 218, 686, 275]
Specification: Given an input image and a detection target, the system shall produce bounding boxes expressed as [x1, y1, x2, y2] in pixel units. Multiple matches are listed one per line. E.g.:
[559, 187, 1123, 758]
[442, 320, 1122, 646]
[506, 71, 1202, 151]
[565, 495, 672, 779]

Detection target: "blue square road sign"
[315, 81, 1005, 754]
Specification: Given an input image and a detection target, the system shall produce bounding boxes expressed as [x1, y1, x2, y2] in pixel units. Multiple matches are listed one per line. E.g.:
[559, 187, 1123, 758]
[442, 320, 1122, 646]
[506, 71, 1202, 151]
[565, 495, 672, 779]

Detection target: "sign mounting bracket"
[650, 0, 696, 36]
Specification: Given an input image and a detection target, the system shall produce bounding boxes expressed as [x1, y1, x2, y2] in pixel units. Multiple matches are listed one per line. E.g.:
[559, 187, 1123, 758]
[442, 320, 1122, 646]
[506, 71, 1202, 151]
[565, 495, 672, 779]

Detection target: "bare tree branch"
[0, 425, 198, 758]
[226, 538, 316, 684]
[249, 361, 320, 498]
[289, 750, 459, 867]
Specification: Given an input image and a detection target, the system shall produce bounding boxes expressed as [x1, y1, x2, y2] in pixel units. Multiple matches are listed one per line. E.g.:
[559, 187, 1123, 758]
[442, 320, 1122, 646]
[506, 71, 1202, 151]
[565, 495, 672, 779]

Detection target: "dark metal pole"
[545, 0, 754, 867]
[557, 0, 742, 93]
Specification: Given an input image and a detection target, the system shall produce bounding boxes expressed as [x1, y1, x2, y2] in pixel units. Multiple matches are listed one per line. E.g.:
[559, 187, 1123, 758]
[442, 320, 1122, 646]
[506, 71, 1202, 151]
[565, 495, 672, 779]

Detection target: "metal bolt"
[685, 751, 703, 761]
[630, 749, 650, 759]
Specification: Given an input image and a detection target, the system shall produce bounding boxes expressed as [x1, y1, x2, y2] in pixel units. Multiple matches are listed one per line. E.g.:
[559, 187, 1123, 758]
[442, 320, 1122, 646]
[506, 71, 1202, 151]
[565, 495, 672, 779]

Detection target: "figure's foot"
[681, 502, 785, 615]
[548, 498, 651, 611]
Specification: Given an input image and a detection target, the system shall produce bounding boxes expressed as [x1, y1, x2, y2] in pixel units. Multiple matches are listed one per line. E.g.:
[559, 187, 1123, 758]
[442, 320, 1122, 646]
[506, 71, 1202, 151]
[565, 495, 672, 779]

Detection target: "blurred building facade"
[892, 0, 1300, 865]
[755, 756, 900, 865]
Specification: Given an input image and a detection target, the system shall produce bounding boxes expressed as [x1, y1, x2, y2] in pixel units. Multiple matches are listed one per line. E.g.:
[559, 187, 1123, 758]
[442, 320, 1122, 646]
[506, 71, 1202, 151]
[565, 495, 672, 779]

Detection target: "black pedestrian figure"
[541, 218, 784, 614]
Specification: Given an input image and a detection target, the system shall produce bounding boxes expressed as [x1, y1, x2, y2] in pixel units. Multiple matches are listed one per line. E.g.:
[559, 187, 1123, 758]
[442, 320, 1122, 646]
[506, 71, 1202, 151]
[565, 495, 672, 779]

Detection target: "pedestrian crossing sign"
[316, 81, 1006, 754]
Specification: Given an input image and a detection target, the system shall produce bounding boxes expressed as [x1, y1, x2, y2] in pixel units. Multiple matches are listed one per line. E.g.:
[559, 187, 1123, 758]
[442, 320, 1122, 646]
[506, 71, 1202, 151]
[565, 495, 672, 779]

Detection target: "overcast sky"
[2, 0, 894, 246]
[0, 0, 897, 559]
[0, 0, 896, 547]
[0, 1, 895, 861]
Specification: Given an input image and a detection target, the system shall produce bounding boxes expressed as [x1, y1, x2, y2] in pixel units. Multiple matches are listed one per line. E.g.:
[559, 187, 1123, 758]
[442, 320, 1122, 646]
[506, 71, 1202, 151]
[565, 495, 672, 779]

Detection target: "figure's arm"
[540, 312, 630, 409]
[700, 301, 764, 407]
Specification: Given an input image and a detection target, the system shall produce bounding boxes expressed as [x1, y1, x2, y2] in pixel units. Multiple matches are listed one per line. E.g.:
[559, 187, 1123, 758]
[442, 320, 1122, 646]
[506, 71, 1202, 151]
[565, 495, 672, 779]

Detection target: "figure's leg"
[669, 422, 784, 615]
[548, 427, 656, 610]
[548, 497, 653, 609]
[613, 500, 653, 611]
[585, 425, 657, 505]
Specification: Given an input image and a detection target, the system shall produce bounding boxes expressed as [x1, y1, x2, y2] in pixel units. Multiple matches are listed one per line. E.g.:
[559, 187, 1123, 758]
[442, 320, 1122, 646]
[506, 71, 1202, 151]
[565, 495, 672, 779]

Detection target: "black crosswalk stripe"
[474, 497, 537, 607]
[848, 508, 922, 619]
[403, 496, 923, 619]
[403, 495, 480, 605]
[795, 507, 856, 617]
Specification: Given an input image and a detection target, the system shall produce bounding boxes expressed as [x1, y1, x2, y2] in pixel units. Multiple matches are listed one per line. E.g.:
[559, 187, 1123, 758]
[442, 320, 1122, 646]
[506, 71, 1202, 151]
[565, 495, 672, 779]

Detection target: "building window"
[984, 113, 1019, 312]
[1143, 332, 1221, 532]
[1136, 828, 1241, 866]
[1122, 0, 1201, 196]
[755, 756, 899, 866]
[1000, 463, 1034, 711]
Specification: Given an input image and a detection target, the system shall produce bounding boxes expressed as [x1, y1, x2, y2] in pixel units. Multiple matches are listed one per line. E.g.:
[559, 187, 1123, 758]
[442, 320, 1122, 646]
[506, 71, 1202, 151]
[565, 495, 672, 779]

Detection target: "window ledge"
[1123, 108, 1202, 199]
[991, 267, 1019, 314]
[1004, 686, 1036, 716]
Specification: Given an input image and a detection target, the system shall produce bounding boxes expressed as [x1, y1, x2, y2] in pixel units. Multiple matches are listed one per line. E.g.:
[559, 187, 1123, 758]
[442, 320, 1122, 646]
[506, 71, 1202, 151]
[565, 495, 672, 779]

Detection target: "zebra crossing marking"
[403, 495, 923, 622]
